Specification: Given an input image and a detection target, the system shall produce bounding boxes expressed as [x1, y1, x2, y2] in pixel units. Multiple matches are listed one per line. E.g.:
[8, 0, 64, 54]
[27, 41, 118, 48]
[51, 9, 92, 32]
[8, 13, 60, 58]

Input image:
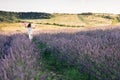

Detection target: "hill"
[26, 13, 120, 27]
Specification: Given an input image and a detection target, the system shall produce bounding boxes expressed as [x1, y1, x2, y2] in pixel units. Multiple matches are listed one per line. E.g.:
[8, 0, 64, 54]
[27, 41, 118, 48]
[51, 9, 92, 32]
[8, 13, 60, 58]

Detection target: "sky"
[0, 0, 120, 14]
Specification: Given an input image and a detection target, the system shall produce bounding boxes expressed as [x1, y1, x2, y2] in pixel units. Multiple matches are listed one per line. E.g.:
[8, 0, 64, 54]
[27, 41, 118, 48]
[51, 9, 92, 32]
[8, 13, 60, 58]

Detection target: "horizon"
[0, 0, 120, 14]
[0, 10, 119, 15]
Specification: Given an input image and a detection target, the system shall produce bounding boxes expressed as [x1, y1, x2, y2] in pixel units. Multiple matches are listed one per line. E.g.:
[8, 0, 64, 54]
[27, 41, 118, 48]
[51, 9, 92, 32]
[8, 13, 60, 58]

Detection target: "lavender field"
[35, 28, 120, 80]
[0, 33, 40, 80]
[0, 27, 120, 80]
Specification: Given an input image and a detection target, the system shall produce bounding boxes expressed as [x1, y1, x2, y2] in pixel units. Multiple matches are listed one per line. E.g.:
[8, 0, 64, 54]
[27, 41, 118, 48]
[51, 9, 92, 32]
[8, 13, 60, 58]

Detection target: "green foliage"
[39, 22, 84, 27]
[80, 12, 93, 15]
[102, 15, 113, 19]
[0, 11, 52, 22]
[35, 41, 97, 80]
[18, 12, 51, 19]
[34, 71, 42, 80]
[42, 49, 97, 80]
[0, 11, 18, 22]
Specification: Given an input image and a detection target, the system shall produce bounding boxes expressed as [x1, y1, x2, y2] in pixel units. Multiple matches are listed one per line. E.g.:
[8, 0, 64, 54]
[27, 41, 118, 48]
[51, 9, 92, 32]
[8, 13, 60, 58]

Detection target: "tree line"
[0, 11, 52, 22]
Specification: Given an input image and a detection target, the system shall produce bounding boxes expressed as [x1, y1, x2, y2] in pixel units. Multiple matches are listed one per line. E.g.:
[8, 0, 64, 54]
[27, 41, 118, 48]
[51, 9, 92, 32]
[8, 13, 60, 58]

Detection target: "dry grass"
[1, 13, 120, 34]
[1, 22, 120, 35]
[22, 14, 85, 27]
[82, 15, 112, 26]
[24, 14, 120, 27]
[0, 23, 25, 33]
[0, 22, 86, 34]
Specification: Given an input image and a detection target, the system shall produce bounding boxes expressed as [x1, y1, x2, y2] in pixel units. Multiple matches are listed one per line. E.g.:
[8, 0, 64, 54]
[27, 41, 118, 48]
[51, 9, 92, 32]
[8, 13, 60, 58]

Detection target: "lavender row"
[35, 28, 120, 80]
[0, 34, 39, 80]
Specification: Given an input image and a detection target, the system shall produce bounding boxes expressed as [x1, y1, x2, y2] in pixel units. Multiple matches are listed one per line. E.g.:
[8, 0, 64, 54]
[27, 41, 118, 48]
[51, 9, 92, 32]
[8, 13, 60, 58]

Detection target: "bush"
[102, 15, 113, 19]
[80, 12, 93, 15]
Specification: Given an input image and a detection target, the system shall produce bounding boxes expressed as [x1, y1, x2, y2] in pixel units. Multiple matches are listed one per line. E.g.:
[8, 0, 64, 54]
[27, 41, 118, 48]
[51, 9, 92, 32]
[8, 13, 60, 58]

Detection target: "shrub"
[80, 12, 93, 15]
[102, 15, 113, 19]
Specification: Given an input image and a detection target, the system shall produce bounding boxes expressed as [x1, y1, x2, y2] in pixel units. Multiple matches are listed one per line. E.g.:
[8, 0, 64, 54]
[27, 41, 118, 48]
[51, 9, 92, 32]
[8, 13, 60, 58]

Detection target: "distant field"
[23, 13, 120, 27]
[0, 22, 86, 34]
[1, 13, 118, 34]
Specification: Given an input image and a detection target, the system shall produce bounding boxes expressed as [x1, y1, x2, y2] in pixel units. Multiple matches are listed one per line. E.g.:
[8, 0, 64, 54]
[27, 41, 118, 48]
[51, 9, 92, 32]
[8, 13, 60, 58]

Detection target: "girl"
[27, 23, 33, 41]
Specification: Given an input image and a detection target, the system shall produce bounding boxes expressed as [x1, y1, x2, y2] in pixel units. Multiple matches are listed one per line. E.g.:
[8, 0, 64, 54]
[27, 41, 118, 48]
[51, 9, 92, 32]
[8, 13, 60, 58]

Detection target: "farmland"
[0, 13, 120, 80]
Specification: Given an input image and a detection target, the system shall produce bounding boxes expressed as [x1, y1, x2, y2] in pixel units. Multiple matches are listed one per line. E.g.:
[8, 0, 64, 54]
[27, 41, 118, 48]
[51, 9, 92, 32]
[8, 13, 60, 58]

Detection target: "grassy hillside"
[25, 13, 120, 28]
[1, 10, 120, 27]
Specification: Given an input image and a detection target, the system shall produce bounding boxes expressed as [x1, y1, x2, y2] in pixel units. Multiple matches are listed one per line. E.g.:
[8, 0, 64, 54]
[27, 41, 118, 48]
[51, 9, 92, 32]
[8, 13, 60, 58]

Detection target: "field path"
[77, 15, 90, 26]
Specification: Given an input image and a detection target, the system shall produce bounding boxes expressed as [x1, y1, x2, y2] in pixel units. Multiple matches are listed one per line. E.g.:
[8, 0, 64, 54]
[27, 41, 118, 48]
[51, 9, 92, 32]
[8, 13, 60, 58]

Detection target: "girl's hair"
[27, 23, 31, 28]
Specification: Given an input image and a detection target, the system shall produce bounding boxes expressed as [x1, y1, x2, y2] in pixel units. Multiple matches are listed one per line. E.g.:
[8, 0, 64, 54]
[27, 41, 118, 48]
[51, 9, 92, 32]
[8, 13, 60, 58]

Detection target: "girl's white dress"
[28, 27, 33, 41]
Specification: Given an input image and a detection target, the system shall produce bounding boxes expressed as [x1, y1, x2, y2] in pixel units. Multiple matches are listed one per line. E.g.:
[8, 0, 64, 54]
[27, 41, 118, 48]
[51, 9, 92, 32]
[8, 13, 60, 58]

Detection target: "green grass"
[34, 40, 97, 80]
